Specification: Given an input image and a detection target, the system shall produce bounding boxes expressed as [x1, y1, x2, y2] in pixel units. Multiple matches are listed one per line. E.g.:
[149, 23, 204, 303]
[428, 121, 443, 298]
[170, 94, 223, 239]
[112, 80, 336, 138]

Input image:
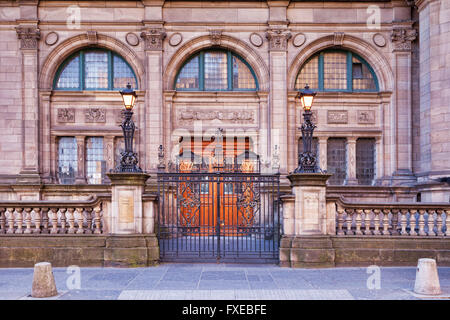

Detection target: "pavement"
[0, 263, 449, 300]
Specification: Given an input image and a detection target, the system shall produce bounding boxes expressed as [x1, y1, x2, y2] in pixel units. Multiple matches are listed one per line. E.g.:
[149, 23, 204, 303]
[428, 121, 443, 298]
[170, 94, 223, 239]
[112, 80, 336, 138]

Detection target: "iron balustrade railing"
[334, 197, 449, 236]
[0, 195, 108, 235]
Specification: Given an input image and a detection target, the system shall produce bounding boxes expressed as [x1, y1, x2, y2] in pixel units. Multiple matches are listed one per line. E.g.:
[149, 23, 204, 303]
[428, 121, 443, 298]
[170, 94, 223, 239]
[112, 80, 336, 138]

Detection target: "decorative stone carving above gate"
[391, 27, 417, 52]
[178, 109, 255, 125]
[327, 110, 348, 124]
[265, 29, 291, 51]
[85, 108, 106, 123]
[357, 110, 376, 124]
[15, 26, 40, 50]
[57, 108, 75, 123]
[140, 28, 166, 51]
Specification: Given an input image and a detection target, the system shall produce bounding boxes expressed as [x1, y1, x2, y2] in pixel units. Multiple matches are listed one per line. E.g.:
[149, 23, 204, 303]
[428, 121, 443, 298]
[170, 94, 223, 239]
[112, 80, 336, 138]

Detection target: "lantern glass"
[120, 83, 137, 110]
[301, 95, 314, 111]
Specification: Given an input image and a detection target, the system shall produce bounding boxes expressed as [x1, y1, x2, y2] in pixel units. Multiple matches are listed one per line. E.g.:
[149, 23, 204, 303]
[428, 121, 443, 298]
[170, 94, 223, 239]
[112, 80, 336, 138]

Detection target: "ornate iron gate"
[156, 154, 280, 262]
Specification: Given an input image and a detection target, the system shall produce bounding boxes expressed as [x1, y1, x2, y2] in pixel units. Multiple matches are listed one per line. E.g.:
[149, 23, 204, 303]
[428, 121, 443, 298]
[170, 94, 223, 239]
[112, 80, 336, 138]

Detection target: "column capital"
[15, 25, 40, 50]
[391, 25, 417, 52]
[266, 28, 291, 51]
[140, 28, 166, 51]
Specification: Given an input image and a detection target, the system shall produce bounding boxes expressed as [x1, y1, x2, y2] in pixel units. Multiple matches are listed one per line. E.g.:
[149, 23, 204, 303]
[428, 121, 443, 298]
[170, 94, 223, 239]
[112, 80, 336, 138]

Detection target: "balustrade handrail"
[0, 194, 110, 208]
[330, 196, 450, 210]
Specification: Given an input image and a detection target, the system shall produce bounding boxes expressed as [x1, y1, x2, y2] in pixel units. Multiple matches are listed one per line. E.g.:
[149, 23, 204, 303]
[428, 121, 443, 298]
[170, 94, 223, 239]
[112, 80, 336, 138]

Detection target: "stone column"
[266, 27, 291, 175]
[141, 26, 166, 172]
[287, 93, 297, 173]
[106, 173, 150, 234]
[390, 22, 417, 185]
[103, 136, 115, 183]
[257, 92, 270, 171]
[346, 136, 358, 185]
[15, 24, 41, 184]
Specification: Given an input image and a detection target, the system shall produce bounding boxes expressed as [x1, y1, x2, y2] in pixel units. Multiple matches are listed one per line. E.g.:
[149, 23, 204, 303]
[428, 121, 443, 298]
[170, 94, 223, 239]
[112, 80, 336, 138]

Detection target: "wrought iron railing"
[334, 197, 449, 236]
[0, 195, 108, 235]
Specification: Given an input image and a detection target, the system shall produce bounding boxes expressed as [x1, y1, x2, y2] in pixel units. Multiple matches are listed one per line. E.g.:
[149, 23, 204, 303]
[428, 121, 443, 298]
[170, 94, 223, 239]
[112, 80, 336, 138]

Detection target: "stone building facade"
[0, 0, 449, 203]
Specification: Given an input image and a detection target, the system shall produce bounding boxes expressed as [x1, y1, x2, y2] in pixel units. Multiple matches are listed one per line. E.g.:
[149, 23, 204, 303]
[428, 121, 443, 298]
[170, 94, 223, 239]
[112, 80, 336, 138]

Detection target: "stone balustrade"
[0, 195, 108, 235]
[334, 198, 448, 237]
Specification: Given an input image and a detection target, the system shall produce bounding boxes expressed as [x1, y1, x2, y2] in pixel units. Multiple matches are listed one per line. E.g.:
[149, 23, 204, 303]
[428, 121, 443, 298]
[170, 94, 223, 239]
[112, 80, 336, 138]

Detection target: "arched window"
[295, 50, 378, 92]
[175, 50, 258, 91]
[54, 49, 138, 90]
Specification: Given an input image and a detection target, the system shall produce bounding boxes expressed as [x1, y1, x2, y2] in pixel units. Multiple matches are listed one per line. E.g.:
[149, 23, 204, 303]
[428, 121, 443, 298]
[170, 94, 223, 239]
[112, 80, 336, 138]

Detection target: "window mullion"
[347, 52, 353, 92]
[227, 52, 233, 91]
[199, 53, 204, 91]
[108, 51, 114, 90]
[318, 53, 324, 91]
[80, 51, 84, 91]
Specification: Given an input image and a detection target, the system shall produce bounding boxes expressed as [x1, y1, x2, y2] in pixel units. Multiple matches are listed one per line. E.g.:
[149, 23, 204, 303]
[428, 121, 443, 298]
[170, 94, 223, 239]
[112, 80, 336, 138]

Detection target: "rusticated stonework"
[266, 29, 291, 51]
[140, 28, 166, 51]
[178, 109, 255, 124]
[85, 108, 106, 123]
[57, 108, 75, 123]
[357, 110, 376, 124]
[327, 110, 348, 124]
[15, 26, 40, 49]
[391, 28, 417, 51]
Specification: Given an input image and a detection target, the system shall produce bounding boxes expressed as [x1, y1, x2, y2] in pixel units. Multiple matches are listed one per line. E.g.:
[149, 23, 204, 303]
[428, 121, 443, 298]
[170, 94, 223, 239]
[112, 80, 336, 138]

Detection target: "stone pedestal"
[106, 172, 150, 234]
[287, 173, 332, 235]
[31, 262, 58, 298]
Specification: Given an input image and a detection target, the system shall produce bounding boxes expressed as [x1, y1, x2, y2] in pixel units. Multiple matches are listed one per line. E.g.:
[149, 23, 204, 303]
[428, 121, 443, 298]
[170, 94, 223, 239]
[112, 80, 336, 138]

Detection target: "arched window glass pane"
[56, 56, 80, 89]
[84, 51, 108, 89]
[58, 137, 77, 184]
[296, 56, 318, 90]
[232, 56, 256, 89]
[86, 137, 105, 184]
[327, 138, 347, 185]
[356, 138, 375, 185]
[352, 57, 376, 91]
[175, 56, 199, 89]
[323, 52, 347, 90]
[113, 55, 137, 89]
[204, 51, 227, 90]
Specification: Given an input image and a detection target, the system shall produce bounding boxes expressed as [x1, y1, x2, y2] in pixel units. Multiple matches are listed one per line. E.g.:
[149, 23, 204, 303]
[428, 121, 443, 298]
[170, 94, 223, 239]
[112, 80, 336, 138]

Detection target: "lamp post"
[294, 84, 318, 173]
[115, 83, 142, 173]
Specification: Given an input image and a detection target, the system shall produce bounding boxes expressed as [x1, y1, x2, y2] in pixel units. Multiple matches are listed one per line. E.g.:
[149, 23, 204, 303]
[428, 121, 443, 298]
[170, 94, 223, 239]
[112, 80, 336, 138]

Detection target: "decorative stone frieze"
[57, 108, 75, 123]
[209, 30, 223, 45]
[391, 27, 417, 51]
[357, 110, 376, 124]
[140, 28, 166, 51]
[265, 29, 291, 51]
[327, 110, 348, 124]
[85, 108, 106, 123]
[178, 109, 255, 124]
[15, 26, 40, 49]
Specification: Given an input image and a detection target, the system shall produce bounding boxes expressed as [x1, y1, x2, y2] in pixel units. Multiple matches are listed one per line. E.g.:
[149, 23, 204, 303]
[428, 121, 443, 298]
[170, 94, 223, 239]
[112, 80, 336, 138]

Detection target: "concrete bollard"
[31, 262, 58, 298]
[414, 258, 441, 295]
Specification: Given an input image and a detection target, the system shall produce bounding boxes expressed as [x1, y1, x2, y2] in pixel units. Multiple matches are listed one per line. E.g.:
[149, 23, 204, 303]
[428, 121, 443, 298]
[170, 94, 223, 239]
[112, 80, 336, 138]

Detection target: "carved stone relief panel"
[57, 108, 75, 123]
[85, 108, 106, 123]
[357, 110, 376, 124]
[177, 109, 255, 125]
[327, 110, 348, 124]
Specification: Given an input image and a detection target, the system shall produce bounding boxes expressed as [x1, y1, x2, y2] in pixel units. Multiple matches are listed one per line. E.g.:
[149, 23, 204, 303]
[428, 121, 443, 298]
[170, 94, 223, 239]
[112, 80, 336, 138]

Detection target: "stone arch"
[287, 34, 394, 92]
[39, 33, 145, 90]
[163, 34, 269, 91]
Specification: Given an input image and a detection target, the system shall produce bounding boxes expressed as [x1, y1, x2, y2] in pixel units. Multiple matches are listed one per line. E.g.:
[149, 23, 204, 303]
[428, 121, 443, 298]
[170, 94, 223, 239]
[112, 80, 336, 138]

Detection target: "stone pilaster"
[346, 137, 358, 185]
[106, 173, 150, 234]
[15, 23, 41, 184]
[266, 27, 291, 175]
[318, 137, 328, 173]
[141, 24, 166, 172]
[390, 22, 417, 185]
[75, 136, 86, 184]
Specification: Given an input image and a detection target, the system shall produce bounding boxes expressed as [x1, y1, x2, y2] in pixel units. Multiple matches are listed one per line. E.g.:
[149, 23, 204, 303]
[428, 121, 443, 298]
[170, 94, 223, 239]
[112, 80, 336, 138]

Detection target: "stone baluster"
[66, 208, 75, 234]
[400, 209, 409, 236]
[59, 208, 67, 234]
[418, 209, 426, 236]
[436, 210, 444, 236]
[409, 209, 417, 235]
[382, 209, 390, 235]
[33, 208, 41, 234]
[355, 209, 363, 235]
[23, 208, 32, 234]
[6, 208, 15, 234]
[336, 208, 345, 235]
[50, 208, 59, 234]
[85, 208, 93, 234]
[0, 208, 5, 234]
[444, 210, 448, 236]
[372, 209, 381, 235]
[14, 208, 24, 234]
[427, 209, 436, 236]
[93, 205, 102, 234]
[345, 209, 354, 235]
[390, 209, 400, 235]
[41, 208, 49, 234]
[363, 209, 372, 235]
[76, 207, 85, 234]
